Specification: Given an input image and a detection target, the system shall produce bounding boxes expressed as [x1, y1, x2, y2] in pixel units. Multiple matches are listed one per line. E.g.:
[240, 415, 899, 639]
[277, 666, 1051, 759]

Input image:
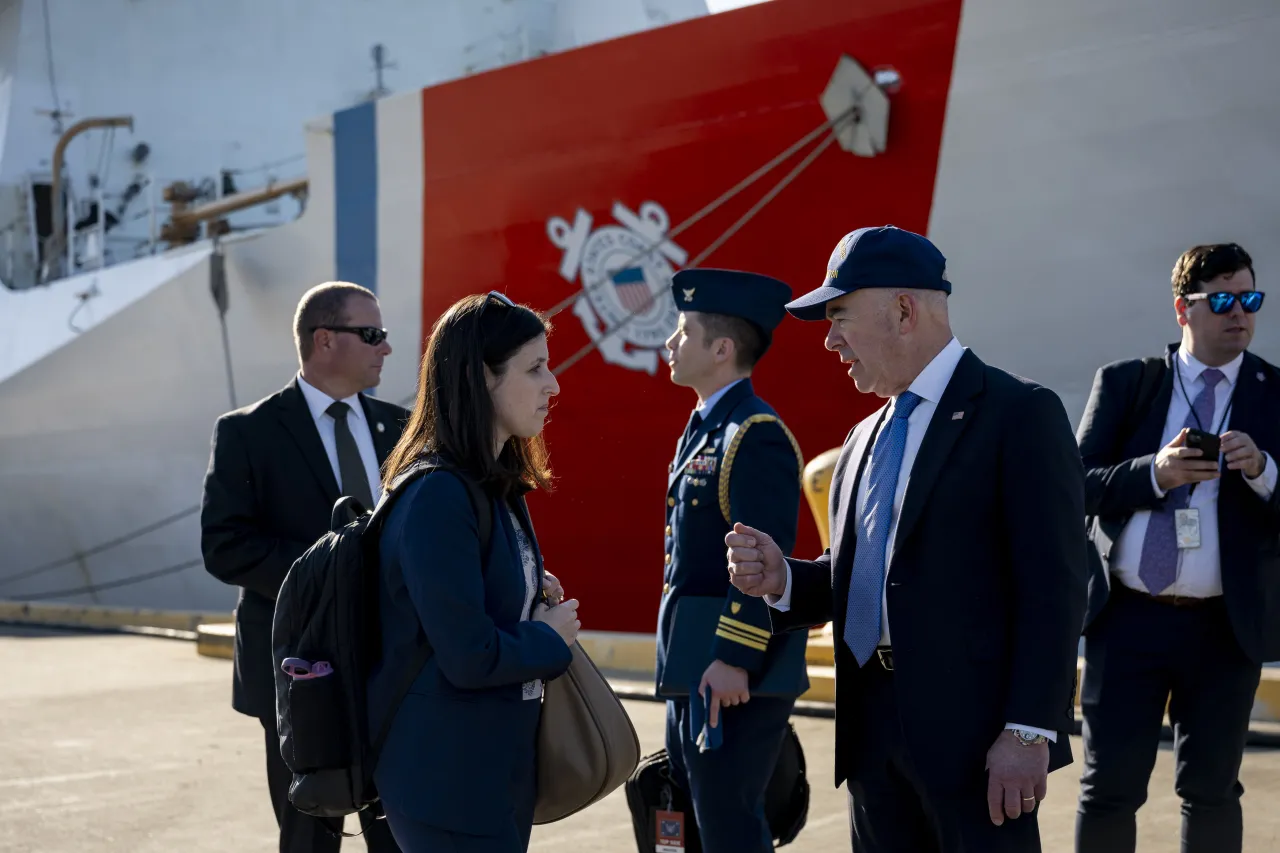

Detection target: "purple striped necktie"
[1136, 367, 1224, 593]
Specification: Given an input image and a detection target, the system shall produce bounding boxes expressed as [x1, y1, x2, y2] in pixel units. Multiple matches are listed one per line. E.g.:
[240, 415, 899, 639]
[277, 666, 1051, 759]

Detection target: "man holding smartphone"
[1075, 242, 1280, 853]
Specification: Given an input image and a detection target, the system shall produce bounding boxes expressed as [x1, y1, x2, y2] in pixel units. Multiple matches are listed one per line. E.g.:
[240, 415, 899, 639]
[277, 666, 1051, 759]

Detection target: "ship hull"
[1, 0, 1277, 633]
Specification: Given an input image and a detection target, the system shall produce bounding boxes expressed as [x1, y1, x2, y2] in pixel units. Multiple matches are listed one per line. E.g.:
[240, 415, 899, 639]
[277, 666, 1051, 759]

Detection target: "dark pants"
[846, 662, 1041, 853]
[665, 694, 795, 853]
[381, 806, 532, 853]
[261, 716, 401, 853]
[1076, 585, 1261, 853]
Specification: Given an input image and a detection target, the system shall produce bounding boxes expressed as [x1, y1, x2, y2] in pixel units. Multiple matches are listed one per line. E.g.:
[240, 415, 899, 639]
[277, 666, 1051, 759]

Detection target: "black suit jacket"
[1077, 343, 1280, 663]
[199, 377, 409, 718]
[770, 349, 1088, 791]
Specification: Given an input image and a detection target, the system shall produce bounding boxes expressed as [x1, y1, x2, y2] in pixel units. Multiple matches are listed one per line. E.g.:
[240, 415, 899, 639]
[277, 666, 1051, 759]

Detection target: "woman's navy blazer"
[366, 469, 572, 835]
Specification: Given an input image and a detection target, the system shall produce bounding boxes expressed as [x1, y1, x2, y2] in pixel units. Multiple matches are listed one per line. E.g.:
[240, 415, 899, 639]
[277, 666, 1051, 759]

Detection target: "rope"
[96, 127, 116, 191]
[40, 0, 63, 133]
[15, 558, 203, 602]
[540, 106, 857, 323]
[0, 505, 201, 588]
[551, 114, 848, 377]
[225, 153, 307, 176]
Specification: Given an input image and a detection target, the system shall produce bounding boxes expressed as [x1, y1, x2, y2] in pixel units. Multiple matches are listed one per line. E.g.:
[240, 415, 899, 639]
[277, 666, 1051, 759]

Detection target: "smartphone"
[1185, 428, 1221, 462]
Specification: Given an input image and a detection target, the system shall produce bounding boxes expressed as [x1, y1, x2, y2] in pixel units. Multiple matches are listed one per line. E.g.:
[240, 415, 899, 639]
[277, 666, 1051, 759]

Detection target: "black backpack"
[270, 457, 492, 826]
[623, 721, 810, 851]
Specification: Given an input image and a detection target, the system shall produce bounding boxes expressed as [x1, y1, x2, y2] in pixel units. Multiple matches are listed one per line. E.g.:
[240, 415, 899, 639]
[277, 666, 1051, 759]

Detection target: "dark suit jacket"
[1077, 343, 1280, 663]
[656, 378, 806, 691]
[770, 349, 1088, 791]
[199, 377, 408, 719]
[367, 470, 572, 836]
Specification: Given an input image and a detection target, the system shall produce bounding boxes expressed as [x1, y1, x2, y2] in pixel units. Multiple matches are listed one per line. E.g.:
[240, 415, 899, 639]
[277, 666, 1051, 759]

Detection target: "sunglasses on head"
[311, 325, 389, 346]
[477, 289, 516, 319]
[1185, 290, 1265, 314]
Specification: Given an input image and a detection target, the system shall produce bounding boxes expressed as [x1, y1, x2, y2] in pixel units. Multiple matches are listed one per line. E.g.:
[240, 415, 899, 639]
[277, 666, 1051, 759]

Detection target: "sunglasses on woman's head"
[1185, 290, 1265, 314]
[310, 325, 389, 346]
[477, 290, 517, 320]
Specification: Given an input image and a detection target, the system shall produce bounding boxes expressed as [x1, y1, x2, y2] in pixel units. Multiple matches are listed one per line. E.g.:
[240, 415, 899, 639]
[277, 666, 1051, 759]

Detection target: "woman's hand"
[533, 598, 580, 646]
[542, 571, 564, 606]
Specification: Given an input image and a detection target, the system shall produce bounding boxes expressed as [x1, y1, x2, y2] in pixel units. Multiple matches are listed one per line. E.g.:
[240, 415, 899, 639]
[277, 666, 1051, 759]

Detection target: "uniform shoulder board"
[718, 413, 805, 524]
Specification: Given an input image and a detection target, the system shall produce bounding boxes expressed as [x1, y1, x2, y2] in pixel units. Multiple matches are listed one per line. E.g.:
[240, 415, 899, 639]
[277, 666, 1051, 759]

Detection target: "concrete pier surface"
[2, 626, 1278, 852]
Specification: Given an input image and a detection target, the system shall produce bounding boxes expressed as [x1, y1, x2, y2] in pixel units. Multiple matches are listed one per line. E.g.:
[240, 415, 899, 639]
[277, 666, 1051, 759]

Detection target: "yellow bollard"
[801, 447, 841, 550]
[801, 447, 842, 645]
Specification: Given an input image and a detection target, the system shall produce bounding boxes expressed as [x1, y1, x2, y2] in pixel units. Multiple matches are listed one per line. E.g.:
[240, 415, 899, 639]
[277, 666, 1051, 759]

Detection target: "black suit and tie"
[1075, 342, 1280, 853]
[200, 374, 408, 852]
[768, 342, 1089, 852]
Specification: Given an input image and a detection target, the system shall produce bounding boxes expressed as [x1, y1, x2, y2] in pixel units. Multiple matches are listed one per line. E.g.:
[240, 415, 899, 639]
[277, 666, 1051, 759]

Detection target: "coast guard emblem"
[547, 200, 687, 375]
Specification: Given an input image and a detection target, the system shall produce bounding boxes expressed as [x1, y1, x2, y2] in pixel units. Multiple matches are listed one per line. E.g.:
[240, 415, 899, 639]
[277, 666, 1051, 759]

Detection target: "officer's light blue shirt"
[696, 378, 747, 419]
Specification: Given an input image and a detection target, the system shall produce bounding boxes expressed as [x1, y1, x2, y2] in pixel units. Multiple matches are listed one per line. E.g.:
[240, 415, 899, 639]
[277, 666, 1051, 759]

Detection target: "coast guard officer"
[655, 268, 807, 853]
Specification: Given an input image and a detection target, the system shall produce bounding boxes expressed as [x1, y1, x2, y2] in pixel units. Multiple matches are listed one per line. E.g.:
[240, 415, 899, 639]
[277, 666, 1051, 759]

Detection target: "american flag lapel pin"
[952, 411, 964, 420]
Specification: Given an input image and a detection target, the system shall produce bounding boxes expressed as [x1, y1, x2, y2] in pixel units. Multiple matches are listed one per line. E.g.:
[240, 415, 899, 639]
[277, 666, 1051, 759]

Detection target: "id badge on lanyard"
[655, 810, 686, 852]
[1175, 508, 1201, 549]
[1172, 359, 1228, 552]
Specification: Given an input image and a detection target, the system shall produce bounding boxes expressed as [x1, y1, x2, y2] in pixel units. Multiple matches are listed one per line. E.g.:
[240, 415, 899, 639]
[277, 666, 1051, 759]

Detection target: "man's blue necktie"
[844, 391, 923, 666]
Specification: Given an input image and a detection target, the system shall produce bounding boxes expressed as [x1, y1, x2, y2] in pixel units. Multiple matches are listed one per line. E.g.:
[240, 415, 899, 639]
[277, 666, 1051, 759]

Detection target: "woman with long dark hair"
[367, 291, 581, 852]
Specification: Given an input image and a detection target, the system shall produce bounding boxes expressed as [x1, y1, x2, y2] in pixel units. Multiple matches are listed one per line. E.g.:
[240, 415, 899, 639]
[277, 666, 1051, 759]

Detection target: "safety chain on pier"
[0, 505, 201, 589]
[18, 558, 204, 601]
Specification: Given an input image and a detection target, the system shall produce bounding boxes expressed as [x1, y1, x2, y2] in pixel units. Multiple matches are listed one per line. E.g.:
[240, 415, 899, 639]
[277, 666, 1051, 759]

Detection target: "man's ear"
[713, 336, 735, 365]
[894, 291, 917, 331]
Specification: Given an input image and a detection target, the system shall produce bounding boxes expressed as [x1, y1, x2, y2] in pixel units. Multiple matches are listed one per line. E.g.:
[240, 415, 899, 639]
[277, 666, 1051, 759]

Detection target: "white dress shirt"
[767, 337, 1056, 741]
[1110, 348, 1276, 597]
[297, 373, 384, 504]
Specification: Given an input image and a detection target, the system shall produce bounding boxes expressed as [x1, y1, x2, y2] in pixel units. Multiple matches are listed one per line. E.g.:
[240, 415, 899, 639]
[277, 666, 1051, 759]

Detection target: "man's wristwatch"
[1010, 728, 1048, 747]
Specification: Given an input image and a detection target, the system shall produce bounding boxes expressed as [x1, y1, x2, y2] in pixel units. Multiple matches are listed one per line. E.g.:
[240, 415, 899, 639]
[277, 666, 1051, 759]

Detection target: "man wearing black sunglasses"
[200, 281, 407, 853]
[1075, 243, 1280, 853]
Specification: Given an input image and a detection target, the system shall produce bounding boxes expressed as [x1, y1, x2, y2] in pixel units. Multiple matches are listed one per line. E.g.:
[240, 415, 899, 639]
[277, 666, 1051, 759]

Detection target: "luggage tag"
[1175, 508, 1202, 549]
[689, 681, 723, 753]
[655, 809, 685, 852]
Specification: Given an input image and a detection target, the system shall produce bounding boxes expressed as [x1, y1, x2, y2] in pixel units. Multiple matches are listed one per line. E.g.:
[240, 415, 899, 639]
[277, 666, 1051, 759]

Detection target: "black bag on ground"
[624, 721, 809, 851]
[270, 456, 492, 822]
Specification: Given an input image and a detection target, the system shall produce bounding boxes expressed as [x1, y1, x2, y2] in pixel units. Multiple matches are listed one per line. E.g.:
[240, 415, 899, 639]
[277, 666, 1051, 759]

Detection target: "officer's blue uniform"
[655, 269, 807, 853]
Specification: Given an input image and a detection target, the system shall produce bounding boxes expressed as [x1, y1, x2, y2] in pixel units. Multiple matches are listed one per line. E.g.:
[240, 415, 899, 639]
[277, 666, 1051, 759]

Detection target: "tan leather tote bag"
[532, 640, 642, 824]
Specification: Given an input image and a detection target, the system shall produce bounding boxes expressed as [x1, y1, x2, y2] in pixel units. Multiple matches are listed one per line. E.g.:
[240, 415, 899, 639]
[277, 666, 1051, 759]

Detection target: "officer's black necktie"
[679, 411, 703, 457]
[326, 401, 375, 510]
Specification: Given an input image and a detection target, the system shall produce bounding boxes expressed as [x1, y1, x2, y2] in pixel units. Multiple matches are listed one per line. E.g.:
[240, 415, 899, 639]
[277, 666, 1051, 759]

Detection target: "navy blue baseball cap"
[784, 225, 950, 321]
[670, 268, 793, 333]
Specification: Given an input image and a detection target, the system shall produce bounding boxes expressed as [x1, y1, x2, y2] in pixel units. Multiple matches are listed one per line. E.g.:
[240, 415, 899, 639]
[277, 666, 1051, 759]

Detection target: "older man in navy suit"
[726, 226, 1088, 852]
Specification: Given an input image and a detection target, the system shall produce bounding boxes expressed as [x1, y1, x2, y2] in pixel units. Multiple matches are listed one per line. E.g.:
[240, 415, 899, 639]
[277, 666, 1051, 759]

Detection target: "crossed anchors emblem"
[546, 201, 689, 375]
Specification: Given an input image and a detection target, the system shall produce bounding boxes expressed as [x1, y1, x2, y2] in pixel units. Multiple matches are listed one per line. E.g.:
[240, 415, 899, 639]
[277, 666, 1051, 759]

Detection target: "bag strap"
[367, 459, 492, 768]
